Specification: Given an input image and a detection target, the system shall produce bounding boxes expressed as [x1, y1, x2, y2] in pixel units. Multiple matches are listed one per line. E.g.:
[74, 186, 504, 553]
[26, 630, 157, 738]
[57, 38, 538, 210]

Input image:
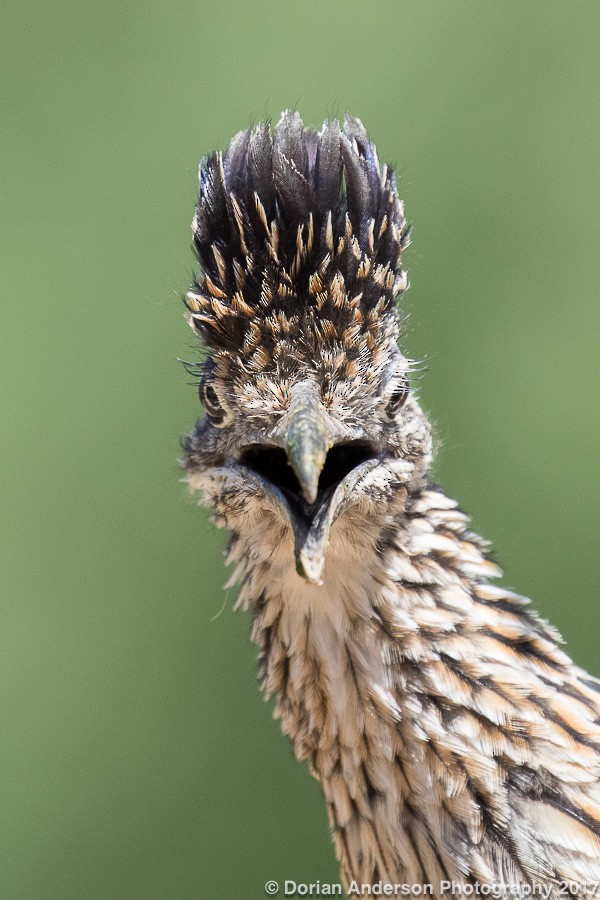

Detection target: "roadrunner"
[182, 112, 600, 892]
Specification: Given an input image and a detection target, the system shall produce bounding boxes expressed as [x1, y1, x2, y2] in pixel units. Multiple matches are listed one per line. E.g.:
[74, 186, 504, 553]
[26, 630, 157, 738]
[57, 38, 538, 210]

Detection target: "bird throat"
[244, 494, 429, 884]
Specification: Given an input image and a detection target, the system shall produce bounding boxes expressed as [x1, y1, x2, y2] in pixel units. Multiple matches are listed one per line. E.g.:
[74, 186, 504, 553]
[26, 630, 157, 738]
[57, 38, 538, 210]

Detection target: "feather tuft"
[188, 111, 408, 358]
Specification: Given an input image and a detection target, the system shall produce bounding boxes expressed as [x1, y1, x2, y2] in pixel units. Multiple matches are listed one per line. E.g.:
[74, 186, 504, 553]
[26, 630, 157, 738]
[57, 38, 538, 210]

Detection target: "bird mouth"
[239, 440, 376, 518]
[238, 440, 379, 583]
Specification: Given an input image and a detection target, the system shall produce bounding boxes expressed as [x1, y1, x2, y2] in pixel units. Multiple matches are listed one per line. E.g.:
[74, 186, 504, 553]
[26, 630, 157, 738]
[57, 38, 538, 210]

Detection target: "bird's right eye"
[200, 380, 226, 424]
[386, 377, 409, 417]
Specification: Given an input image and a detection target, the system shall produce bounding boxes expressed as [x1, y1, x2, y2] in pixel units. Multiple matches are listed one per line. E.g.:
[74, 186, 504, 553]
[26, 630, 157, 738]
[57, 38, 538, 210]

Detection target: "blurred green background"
[1, 1, 599, 897]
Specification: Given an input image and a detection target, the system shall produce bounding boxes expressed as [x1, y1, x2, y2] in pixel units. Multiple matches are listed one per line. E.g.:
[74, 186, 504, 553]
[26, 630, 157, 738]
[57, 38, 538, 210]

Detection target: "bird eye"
[200, 380, 226, 424]
[386, 378, 409, 416]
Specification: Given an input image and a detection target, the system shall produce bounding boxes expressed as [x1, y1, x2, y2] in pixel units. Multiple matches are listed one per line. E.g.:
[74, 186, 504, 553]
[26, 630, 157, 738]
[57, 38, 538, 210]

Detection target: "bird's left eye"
[386, 378, 409, 416]
[200, 380, 226, 424]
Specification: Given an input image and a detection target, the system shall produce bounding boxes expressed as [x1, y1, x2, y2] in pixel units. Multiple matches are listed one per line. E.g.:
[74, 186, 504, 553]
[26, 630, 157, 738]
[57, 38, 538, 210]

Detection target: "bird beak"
[292, 503, 335, 585]
[233, 380, 380, 586]
[280, 382, 333, 584]
[284, 383, 332, 506]
[289, 454, 380, 586]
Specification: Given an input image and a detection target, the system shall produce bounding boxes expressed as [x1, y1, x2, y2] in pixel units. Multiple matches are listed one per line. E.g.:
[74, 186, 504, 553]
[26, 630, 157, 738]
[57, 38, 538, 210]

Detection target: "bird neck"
[236, 483, 571, 884]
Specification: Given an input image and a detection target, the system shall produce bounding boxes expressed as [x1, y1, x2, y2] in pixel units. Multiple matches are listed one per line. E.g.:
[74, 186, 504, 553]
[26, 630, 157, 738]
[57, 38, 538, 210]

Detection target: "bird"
[181, 111, 600, 894]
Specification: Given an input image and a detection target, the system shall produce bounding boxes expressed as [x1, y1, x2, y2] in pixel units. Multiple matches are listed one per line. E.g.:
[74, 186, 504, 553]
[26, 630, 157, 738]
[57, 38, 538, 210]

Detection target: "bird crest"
[185, 111, 410, 382]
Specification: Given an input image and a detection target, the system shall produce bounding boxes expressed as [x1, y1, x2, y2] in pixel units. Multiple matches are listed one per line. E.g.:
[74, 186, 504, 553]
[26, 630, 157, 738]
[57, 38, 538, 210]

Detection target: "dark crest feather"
[247, 123, 275, 215]
[314, 120, 342, 212]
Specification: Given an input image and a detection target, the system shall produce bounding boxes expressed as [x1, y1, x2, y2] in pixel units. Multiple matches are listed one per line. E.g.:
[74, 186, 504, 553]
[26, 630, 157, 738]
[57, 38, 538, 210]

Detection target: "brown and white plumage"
[182, 111, 600, 892]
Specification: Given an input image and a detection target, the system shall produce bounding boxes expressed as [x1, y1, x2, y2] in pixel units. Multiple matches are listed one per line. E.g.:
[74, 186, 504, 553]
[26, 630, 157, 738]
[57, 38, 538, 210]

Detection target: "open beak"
[279, 383, 378, 584]
[283, 383, 333, 583]
[235, 381, 380, 586]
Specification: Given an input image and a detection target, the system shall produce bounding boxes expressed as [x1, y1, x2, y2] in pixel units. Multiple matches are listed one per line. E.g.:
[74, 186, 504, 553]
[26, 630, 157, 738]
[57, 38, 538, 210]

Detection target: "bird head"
[182, 111, 432, 584]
